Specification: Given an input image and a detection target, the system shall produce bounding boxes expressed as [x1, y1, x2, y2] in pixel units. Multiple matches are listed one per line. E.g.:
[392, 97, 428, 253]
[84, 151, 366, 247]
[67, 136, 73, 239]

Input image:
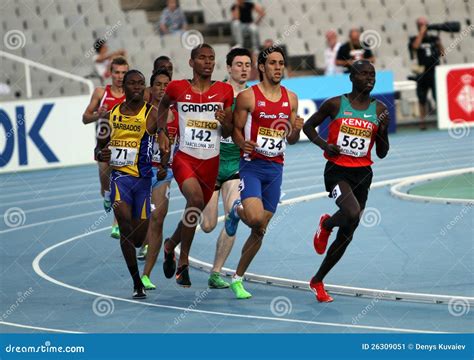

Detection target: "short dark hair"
[110, 56, 129, 71]
[94, 38, 106, 53]
[190, 43, 214, 59]
[123, 69, 145, 85]
[257, 46, 286, 81]
[226, 47, 252, 66]
[150, 69, 172, 86]
[153, 56, 171, 70]
[349, 59, 374, 75]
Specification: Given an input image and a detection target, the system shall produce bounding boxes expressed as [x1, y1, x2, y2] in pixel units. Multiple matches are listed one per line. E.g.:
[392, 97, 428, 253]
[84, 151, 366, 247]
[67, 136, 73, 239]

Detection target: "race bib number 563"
[336, 125, 372, 157]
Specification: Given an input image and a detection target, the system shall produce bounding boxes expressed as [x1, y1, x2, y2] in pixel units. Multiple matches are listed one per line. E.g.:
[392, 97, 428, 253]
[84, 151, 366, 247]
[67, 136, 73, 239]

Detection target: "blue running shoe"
[225, 199, 241, 236]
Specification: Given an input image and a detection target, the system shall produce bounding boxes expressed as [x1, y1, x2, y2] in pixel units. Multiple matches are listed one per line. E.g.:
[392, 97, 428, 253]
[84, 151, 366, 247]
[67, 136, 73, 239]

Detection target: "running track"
[0, 129, 472, 333]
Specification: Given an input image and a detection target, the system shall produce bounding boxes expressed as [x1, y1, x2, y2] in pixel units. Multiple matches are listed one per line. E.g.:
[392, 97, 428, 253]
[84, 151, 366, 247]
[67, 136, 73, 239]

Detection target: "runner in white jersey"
[157, 44, 234, 287]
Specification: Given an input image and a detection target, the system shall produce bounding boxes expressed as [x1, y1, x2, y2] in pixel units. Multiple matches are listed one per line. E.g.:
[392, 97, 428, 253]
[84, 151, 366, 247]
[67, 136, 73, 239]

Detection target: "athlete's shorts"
[172, 151, 219, 204]
[324, 161, 373, 207]
[239, 158, 283, 213]
[216, 159, 240, 190]
[152, 167, 174, 189]
[110, 170, 152, 219]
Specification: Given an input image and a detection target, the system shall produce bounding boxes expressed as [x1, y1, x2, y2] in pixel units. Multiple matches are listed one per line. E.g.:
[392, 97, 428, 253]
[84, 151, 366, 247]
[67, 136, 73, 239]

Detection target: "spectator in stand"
[324, 30, 343, 75]
[231, 0, 265, 50]
[336, 28, 375, 73]
[93, 38, 127, 83]
[408, 16, 445, 130]
[159, 0, 188, 35]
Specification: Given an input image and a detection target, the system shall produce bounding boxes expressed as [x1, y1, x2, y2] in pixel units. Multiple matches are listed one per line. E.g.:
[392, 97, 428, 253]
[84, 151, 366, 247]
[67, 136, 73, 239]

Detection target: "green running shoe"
[103, 198, 112, 212]
[110, 224, 120, 239]
[141, 275, 156, 290]
[137, 244, 148, 261]
[230, 279, 252, 299]
[208, 272, 230, 289]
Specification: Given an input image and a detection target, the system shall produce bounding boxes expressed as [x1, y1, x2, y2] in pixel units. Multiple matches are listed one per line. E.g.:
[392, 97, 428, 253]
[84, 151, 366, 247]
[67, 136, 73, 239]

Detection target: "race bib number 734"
[256, 126, 286, 157]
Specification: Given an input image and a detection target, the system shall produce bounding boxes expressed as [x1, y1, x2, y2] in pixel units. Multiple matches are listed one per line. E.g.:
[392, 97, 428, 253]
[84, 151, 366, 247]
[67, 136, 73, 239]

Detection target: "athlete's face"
[151, 74, 170, 101]
[190, 47, 215, 78]
[111, 65, 128, 88]
[351, 64, 376, 94]
[228, 55, 251, 84]
[154, 60, 173, 78]
[260, 52, 284, 84]
[124, 73, 146, 101]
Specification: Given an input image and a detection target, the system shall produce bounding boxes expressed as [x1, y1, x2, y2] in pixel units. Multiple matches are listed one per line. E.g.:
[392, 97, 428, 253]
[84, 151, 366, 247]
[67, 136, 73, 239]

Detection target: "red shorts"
[172, 151, 219, 204]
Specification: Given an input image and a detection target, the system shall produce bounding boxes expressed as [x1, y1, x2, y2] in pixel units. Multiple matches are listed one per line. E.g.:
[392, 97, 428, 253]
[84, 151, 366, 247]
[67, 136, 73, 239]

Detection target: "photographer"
[409, 17, 445, 130]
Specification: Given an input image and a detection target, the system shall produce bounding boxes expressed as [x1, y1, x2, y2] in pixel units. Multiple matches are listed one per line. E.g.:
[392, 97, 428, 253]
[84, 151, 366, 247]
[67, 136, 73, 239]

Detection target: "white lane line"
[31, 227, 444, 333]
[0, 321, 85, 334]
[0, 209, 184, 235]
[4, 167, 471, 234]
[390, 168, 474, 205]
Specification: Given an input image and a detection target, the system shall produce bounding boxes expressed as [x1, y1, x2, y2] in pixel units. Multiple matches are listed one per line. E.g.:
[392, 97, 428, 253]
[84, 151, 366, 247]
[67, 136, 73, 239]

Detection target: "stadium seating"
[0, 0, 471, 99]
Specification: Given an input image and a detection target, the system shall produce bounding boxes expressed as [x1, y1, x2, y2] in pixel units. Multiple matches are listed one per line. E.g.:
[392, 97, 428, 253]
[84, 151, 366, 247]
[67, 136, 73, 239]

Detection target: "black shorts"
[324, 161, 373, 207]
[416, 71, 436, 105]
[214, 172, 239, 191]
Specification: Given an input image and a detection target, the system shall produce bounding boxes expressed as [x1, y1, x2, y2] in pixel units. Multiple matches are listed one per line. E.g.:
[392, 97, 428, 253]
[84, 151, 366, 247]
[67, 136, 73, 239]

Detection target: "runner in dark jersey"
[303, 60, 390, 302]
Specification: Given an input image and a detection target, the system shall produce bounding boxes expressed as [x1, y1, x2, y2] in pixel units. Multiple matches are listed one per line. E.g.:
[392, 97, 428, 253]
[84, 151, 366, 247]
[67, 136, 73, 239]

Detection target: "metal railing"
[0, 50, 94, 99]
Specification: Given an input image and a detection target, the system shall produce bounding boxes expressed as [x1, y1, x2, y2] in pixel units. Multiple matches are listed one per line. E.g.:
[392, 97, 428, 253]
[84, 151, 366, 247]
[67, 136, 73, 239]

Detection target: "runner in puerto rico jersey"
[165, 79, 234, 160]
[243, 84, 291, 164]
[325, 94, 379, 167]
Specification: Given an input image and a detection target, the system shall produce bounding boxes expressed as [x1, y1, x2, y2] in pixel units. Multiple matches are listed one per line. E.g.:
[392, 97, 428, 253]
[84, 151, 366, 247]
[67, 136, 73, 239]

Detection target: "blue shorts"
[238, 158, 283, 213]
[152, 167, 174, 189]
[110, 170, 151, 219]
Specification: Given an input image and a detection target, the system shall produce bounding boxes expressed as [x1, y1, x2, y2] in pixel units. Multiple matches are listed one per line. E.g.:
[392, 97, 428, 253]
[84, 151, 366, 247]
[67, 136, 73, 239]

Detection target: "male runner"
[303, 60, 390, 302]
[200, 48, 252, 289]
[95, 70, 158, 298]
[140, 69, 180, 290]
[225, 46, 304, 299]
[144, 56, 174, 102]
[138, 56, 175, 260]
[83, 56, 128, 239]
[157, 44, 234, 287]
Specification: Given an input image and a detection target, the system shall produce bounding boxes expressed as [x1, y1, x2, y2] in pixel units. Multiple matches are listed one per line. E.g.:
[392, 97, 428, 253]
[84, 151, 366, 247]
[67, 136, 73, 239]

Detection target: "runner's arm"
[286, 91, 303, 144]
[82, 87, 106, 124]
[157, 94, 171, 154]
[94, 112, 111, 162]
[375, 102, 390, 159]
[146, 106, 159, 135]
[232, 89, 257, 153]
[220, 105, 233, 138]
[303, 97, 340, 156]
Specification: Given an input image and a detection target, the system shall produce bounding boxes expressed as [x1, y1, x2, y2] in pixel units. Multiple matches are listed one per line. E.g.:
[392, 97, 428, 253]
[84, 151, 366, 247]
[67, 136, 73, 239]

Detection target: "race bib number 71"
[109, 147, 137, 167]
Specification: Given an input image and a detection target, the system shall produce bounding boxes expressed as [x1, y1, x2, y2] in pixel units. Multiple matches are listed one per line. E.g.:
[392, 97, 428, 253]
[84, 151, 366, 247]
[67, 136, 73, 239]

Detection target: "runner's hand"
[293, 116, 304, 131]
[324, 143, 341, 157]
[99, 147, 111, 162]
[158, 131, 170, 155]
[97, 106, 108, 119]
[244, 140, 258, 154]
[215, 107, 226, 124]
[156, 166, 167, 180]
